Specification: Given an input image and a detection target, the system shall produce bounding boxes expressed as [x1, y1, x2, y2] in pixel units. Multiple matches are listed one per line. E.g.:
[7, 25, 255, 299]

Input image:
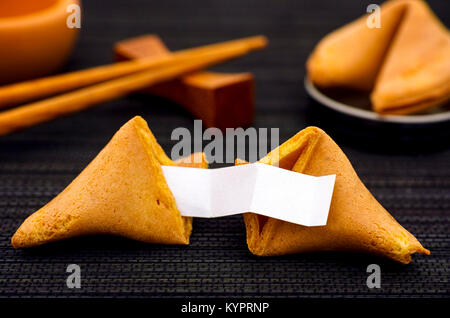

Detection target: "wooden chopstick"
[0, 43, 255, 136]
[0, 35, 267, 108]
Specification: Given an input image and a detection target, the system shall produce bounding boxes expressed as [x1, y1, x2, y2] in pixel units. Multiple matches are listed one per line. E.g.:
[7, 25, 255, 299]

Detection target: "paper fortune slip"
[162, 163, 336, 226]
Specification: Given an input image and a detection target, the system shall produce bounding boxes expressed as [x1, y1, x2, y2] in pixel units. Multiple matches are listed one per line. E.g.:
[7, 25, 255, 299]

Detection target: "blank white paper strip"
[162, 163, 336, 226]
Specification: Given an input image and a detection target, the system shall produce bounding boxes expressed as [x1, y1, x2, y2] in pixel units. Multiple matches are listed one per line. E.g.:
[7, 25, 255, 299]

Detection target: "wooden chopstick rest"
[115, 35, 254, 130]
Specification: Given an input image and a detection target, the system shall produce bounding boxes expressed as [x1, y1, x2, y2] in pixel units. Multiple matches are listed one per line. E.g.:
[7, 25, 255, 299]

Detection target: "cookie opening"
[254, 127, 322, 235]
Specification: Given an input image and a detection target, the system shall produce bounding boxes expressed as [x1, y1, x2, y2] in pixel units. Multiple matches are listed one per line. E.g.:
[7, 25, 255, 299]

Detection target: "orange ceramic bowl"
[0, 0, 80, 84]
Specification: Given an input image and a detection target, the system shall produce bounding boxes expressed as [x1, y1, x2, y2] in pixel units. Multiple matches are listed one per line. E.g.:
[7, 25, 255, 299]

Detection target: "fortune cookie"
[12, 116, 208, 248]
[306, 0, 407, 91]
[307, 0, 450, 114]
[371, 0, 450, 114]
[237, 127, 429, 264]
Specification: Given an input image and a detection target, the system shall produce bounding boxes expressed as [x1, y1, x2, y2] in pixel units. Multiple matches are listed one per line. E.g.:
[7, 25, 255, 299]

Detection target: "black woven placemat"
[0, 0, 449, 298]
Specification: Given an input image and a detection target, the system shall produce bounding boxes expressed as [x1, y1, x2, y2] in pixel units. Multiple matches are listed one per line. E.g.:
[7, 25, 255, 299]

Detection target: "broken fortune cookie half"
[11, 116, 208, 248]
[236, 127, 429, 264]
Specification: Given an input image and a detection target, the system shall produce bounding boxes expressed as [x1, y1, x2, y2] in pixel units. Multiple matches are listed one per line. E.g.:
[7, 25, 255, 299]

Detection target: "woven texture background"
[0, 0, 449, 298]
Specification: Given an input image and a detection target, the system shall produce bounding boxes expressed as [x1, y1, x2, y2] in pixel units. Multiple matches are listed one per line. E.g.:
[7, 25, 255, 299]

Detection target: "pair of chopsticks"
[0, 35, 267, 136]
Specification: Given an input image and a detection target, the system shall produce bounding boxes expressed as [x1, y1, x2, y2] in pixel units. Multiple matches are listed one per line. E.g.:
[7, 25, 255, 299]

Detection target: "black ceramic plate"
[304, 77, 450, 125]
